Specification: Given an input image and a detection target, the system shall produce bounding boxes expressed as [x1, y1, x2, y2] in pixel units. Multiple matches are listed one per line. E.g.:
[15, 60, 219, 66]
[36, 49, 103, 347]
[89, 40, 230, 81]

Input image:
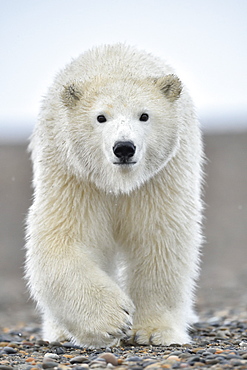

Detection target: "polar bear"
[25, 44, 203, 348]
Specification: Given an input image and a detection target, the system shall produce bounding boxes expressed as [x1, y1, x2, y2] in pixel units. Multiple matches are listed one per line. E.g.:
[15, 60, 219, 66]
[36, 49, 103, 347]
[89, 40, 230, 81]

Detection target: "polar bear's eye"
[139, 113, 149, 122]
[97, 115, 107, 123]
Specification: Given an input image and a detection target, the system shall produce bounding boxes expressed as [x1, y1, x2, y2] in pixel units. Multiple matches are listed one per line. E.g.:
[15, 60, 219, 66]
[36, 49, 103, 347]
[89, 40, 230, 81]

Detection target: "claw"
[150, 334, 155, 345]
[107, 332, 115, 338]
[134, 333, 140, 343]
[107, 328, 126, 339]
[122, 325, 132, 335]
[120, 334, 133, 345]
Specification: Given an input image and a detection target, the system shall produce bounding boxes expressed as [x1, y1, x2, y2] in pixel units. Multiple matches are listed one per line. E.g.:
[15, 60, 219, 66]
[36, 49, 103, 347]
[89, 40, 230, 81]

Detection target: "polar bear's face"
[60, 75, 182, 194]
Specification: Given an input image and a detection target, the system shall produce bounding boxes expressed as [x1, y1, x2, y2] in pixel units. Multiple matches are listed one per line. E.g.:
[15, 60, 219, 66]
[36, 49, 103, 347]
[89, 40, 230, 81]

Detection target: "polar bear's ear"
[155, 74, 182, 102]
[61, 83, 82, 108]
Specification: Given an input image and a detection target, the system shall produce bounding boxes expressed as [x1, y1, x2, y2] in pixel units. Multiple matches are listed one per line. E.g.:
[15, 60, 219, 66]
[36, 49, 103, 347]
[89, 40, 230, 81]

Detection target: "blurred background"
[0, 0, 247, 326]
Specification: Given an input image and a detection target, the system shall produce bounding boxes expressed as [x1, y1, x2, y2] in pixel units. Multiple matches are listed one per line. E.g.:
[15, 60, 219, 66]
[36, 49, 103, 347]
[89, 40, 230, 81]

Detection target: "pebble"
[3, 347, 17, 354]
[37, 340, 49, 346]
[125, 356, 142, 363]
[70, 355, 89, 364]
[90, 362, 107, 369]
[54, 347, 65, 355]
[44, 353, 60, 360]
[144, 363, 162, 369]
[205, 358, 219, 365]
[99, 353, 119, 366]
[62, 342, 81, 349]
[165, 355, 180, 363]
[42, 361, 58, 368]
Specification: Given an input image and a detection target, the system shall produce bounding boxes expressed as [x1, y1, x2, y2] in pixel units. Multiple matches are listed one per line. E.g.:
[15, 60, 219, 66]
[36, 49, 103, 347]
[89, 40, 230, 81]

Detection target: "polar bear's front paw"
[126, 326, 190, 346]
[74, 294, 135, 348]
[103, 307, 133, 340]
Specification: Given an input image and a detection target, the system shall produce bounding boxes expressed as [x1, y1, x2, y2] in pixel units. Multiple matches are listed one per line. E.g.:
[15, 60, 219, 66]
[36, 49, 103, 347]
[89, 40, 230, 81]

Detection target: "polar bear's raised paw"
[72, 292, 135, 348]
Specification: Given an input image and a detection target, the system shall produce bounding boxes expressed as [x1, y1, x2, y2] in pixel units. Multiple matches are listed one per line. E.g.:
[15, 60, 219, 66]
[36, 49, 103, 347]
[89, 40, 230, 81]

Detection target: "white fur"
[25, 44, 203, 348]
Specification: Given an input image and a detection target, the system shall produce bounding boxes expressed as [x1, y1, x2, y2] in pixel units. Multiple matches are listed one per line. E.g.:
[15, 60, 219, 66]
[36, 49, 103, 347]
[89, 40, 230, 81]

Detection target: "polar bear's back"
[56, 44, 175, 85]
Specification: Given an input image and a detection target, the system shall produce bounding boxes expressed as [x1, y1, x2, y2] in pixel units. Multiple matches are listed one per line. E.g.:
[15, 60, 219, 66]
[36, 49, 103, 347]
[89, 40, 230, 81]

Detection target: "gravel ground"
[1, 308, 247, 369]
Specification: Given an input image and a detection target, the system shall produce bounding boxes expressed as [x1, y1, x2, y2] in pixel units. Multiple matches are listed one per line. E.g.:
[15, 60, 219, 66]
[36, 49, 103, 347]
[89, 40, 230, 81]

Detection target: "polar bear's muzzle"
[113, 141, 136, 165]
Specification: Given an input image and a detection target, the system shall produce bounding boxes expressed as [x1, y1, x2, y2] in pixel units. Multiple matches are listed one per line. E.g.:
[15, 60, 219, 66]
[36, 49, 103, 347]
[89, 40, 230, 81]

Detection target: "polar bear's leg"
[42, 311, 68, 342]
[26, 240, 134, 348]
[123, 238, 199, 345]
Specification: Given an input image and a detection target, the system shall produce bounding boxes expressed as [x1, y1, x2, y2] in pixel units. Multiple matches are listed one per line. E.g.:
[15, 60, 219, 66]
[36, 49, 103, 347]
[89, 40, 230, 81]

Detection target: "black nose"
[113, 141, 136, 162]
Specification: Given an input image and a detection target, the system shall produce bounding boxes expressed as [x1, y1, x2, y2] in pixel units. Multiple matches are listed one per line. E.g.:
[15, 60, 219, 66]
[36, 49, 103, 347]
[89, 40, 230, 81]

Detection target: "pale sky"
[1, 0, 247, 139]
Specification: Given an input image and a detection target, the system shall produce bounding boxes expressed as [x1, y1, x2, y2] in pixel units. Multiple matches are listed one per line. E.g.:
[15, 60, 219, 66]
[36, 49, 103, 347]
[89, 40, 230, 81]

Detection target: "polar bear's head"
[59, 74, 182, 194]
